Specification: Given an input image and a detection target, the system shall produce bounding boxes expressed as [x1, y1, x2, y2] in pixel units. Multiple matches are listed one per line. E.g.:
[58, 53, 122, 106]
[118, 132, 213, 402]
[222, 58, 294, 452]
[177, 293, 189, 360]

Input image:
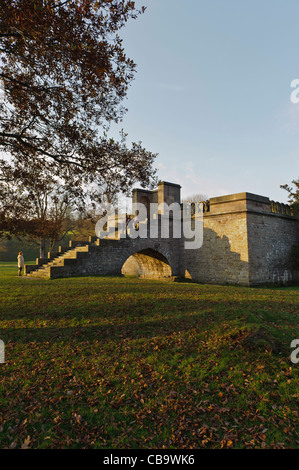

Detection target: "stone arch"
[121, 248, 172, 279]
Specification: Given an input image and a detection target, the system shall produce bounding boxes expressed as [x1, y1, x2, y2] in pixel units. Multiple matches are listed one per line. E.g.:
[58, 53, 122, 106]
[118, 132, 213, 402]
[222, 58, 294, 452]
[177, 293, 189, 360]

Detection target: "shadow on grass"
[1, 311, 214, 343]
[0, 309, 291, 357]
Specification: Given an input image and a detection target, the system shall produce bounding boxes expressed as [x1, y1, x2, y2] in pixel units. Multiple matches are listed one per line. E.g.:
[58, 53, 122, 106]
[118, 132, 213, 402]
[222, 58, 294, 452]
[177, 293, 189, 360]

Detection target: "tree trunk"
[49, 239, 57, 257]
[40, 238, 46, 258]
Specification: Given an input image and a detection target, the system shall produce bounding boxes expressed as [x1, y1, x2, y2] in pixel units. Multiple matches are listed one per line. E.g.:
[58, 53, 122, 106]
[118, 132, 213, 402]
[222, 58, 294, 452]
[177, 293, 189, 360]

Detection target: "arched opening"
[121, 248, 172, 279]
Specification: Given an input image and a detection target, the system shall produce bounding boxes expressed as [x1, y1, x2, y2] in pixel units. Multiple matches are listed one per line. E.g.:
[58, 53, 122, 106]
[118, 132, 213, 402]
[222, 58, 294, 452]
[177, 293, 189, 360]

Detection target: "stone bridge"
[26, 236, 181, 280]
[26, 181, 299, 286]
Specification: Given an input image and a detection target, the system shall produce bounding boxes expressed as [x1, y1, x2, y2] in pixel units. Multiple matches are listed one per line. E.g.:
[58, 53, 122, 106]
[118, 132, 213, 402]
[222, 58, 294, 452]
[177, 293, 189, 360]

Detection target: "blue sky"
[110, 0, 299, 202]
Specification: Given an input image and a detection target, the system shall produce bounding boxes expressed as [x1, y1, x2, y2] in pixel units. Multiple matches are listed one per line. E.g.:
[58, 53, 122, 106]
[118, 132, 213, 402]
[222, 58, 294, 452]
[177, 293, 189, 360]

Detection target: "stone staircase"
[25, 237, 101, 279]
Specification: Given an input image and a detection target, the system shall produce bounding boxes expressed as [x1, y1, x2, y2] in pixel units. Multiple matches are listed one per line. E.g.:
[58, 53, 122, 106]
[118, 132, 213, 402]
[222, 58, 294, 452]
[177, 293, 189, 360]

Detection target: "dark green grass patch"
[0, 263, 298, 449]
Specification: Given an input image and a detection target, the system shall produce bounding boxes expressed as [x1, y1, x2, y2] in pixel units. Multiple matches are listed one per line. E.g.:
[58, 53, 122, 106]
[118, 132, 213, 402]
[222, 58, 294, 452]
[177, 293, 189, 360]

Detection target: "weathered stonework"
[183, 192, 298, 285]
[247, 212, 298, 285]
[26, 181, 299, 286]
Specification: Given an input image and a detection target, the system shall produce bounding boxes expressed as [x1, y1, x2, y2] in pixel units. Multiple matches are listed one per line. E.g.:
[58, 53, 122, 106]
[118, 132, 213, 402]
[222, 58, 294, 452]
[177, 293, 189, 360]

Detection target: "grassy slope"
[0, 264, 298, 449]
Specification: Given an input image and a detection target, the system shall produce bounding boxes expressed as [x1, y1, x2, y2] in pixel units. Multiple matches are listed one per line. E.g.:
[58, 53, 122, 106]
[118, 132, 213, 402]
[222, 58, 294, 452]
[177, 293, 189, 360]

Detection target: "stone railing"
[189, 201, 210, 216]
[203, 200, 210, 213]
[270, 201, 293, 216]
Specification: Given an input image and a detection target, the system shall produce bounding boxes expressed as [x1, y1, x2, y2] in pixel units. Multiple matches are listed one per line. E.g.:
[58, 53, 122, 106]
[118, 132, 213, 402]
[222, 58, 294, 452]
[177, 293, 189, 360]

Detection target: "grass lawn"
[0, 263, 298, 449]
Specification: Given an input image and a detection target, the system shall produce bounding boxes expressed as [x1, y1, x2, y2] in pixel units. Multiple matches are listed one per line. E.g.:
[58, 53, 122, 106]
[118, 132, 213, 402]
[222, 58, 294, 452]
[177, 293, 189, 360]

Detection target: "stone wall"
[247, 212, 298, 285]
[182, 192, 299, 286]
[183, 212, 250, 285]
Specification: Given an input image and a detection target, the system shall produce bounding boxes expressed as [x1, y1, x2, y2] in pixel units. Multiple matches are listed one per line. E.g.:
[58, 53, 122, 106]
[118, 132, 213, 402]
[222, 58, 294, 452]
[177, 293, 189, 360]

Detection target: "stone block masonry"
[184, 211, 250, 285]
[247, 211, 298, 285]
[26, 182, 299, 286]
[183, 192, 298, 286]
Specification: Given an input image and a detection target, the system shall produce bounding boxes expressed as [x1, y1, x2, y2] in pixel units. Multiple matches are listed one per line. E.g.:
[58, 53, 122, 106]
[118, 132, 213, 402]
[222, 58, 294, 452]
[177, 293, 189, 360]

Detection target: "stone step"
[29, 269, 51, 278]
[69, 240, 91, 248]
[75, 246, 90, 252]
[36, 245, 93, 271]
[28, 235, 122, 278]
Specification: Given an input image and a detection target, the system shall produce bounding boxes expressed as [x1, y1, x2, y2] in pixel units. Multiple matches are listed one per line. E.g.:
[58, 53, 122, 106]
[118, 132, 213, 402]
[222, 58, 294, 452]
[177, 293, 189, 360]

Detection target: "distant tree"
[0, 159, 78, 257]
[0, 236, 40, 262]
[0, 155, 128, 256]
[182, 193, 209, 204]
[280, 178, 299, 214]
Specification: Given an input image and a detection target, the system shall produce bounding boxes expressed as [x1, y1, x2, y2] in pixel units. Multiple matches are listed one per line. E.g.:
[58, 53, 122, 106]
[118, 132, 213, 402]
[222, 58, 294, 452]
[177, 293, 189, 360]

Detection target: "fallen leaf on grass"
[21, 436, 31, 449]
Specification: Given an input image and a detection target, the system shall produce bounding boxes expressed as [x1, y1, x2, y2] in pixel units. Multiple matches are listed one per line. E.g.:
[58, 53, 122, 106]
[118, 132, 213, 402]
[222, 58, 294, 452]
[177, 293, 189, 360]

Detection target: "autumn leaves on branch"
[0, 1, 157, 241]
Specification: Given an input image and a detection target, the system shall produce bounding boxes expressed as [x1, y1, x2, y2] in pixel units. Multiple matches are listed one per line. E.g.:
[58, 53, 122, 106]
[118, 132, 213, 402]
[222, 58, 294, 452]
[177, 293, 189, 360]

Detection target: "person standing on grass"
[17, 251, 25, 276]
